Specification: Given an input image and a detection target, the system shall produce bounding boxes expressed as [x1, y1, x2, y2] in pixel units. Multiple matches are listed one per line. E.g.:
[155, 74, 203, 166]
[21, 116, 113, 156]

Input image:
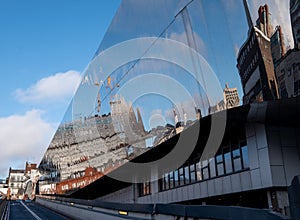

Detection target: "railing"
[36, 195, 290, 220]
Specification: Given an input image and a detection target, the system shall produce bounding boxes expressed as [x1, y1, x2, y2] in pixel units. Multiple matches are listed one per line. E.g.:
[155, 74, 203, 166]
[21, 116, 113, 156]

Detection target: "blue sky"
[0, 0, 292, 179]
[0, 0, 121, 178]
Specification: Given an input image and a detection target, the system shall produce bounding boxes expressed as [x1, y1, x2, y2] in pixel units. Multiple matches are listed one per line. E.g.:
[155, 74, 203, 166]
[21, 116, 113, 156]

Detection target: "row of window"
[139, 141, 249, 196]
[239, 33, 256, 66]
[242, 52, 259, 82]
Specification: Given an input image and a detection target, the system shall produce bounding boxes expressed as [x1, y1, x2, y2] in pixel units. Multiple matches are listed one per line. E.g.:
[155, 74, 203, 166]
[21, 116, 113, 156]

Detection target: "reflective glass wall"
[39, 0, 249, 194]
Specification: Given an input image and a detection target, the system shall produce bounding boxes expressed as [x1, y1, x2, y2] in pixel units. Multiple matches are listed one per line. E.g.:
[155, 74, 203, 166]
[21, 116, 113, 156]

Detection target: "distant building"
[7, 162, 38, 200]
[208, 100, 226, 115]
[208, 84, 239, 114]
[275, 48, 300, 98]
[223, 83, 240, 109]
[237, 2, 279, 104]
[8, 168, 25, 199]
[271, 26, 286, 67]
[0, 179, 8, 195]
[290, 0, 300, 48]
[23, 162, 39, 200]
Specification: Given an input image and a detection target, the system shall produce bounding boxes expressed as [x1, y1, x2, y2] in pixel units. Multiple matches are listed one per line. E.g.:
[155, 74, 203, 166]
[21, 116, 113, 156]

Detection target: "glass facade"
[38, 0, 248, 194]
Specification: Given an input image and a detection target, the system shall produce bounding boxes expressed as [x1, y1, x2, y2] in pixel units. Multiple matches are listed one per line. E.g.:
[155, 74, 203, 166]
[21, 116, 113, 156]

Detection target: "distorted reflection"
[39, 0, 245, 194]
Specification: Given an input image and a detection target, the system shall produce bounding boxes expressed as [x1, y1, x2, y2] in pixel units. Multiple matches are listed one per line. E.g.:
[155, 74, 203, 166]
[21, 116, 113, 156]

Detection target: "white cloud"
[0, 110, 55, 178]
[15, 70, 81, 104]
[249, 0, 294, 48]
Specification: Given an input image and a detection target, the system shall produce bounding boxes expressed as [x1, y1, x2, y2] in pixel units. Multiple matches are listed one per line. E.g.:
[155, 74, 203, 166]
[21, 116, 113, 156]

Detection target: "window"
[224, 147, 233, 174]
[164, 173, 169, 190]
[195, 161, 202, 181]
[179, 167, 184, 185]
[216, 154, 224, 176]
[189, 163, 196, 183]
[241, 141, 249, 169]
[169, 172, 174, 188]
[201, 160, 209, 180]
[139, 181, 151, 196]
[232, 147, 242, 171]
[209, 157, 216, 178]
[174, 170, 179, 187]
[184, 166, 190, 184]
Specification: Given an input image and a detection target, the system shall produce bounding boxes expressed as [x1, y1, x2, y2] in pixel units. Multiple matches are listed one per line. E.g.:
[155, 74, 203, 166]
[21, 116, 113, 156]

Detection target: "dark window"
[164, 173, 169, 190]
[184, 166, 190, 184]
[216, 154, 224, 176]
[190, 163, 196, 183]
[169, 172, 174, 188]
[201, 160, 209, 180]
[232, 148, 242, 171]
[174, 170, 179, 187]
[196, 161, 202, 181]
[179, 167, 184, 185]
[224, 146, 233, 174]
[241, 143, 249, 169]
[139, 181, 151, 196]
[209, 157, 216, 178]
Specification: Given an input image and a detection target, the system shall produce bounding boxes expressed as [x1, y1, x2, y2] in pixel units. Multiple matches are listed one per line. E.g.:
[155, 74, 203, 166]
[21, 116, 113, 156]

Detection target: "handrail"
[37, 195, 290, 220]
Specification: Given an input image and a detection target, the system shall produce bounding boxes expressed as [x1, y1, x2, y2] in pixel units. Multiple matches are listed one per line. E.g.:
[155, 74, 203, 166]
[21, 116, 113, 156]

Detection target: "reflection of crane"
[95, 82, 101, 113]
[106, 76, 120, 104]
[95, 75, 121, 113]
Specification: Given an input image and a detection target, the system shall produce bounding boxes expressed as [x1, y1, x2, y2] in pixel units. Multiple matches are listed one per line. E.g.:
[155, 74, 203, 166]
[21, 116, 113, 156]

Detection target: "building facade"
[290, 0, 300, 48]
[223, 83, 240, 109]
[237, 26, 279, 104]
[275, 49, 300, 98]
[8, 168, 25, 199]
[256, 4, 273, 38]
[237, 1, 279, 104]
[92, 99, 300, 218]
[271, 25, 286, 67]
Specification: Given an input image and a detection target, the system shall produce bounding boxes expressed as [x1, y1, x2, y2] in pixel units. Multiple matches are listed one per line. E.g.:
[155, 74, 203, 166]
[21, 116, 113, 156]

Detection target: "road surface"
[8, 200, 70, 220]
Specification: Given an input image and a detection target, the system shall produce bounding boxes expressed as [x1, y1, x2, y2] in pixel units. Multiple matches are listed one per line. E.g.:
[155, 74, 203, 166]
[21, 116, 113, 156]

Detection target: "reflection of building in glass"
[208, 100, 225, 114]
[271, 26, 286, 67]
[255, 5, 273, 38]
[275, 49, 300, 98]
[35, 1, 300, 218]
[290, 0, 300, 49]
[110, 95, 147, 149]
[237, 2, 279, 104]
[208, 84, 239, 114]
[39, 95, 147, 194]
[223, 83, 240, 109]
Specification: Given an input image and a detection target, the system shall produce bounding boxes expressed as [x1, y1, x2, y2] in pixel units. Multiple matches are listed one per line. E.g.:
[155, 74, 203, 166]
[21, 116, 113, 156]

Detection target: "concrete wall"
[266, 126, 300, 186]
[97, 185, 136, 203]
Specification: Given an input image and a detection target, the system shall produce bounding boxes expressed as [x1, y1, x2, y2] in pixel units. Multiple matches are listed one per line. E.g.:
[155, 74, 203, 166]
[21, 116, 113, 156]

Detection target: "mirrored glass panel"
[38, 0, 249, 194]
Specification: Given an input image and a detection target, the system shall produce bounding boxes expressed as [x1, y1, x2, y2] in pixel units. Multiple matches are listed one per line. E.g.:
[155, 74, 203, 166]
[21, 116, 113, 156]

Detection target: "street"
[8, 200, 70, 220]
